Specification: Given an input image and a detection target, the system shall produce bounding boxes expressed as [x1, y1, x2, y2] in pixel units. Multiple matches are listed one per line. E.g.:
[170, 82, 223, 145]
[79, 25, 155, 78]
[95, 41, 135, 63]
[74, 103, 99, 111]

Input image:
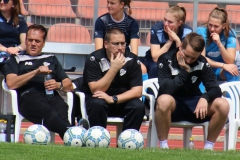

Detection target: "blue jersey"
[94, 13, 139, 47]
[196, 26, 237, 63]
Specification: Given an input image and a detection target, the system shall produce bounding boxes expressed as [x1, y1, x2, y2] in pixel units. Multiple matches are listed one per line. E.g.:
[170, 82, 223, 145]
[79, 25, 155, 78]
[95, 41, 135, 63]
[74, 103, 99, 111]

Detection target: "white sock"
[204, 141, 214, 150]
[159, 140, 169, 149]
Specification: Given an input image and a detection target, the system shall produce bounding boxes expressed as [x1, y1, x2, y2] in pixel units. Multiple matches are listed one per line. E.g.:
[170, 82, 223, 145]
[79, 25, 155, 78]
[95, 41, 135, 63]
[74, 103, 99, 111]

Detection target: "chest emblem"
[43, 62, 50, 66]
[25, 62, 33, 65]
[120, 69, 126, 76]
[191, 76, 198, 83]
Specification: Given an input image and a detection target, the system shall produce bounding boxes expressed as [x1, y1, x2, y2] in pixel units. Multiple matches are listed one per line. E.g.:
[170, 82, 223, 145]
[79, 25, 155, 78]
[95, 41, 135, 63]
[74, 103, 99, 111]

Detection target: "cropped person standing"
[155, 33, 229, 150]
[94, 0, 148, 78]
[4, 24, 73, 139]
[143, 5, 192, 79]
[0, 0, 27, 60]
[82, 28, 145, 131]
[197, 7, 238, 82]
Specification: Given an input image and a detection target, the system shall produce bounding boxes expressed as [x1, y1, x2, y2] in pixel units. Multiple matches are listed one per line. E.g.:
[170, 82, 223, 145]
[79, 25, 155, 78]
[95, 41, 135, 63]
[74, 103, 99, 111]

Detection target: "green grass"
[0, 142, 240, 160]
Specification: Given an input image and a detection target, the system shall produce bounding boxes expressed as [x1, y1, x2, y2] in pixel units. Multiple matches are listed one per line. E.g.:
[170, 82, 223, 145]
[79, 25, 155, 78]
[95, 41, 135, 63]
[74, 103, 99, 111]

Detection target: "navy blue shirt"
[94, 13, 139, 47]
[150, 21, 192, 49]
[0, 13, 27, 48]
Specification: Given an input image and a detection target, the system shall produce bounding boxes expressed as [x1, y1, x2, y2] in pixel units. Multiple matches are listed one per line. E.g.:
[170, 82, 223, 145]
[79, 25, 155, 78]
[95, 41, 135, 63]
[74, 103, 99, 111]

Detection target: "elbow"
[7, 82, 17, 90]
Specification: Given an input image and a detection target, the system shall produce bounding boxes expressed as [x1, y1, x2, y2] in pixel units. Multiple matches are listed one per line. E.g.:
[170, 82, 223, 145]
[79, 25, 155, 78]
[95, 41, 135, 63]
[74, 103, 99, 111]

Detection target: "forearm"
[59, 78, 73, 92]
[152, 40, 173, 62]
[206, 57, 225, 68]
[218, 43, 235, 64]
[90, 68, 118, 93]
[6, 70, 38, 89]
[116, 86, 142, 104]
[0, 44, 7, 52]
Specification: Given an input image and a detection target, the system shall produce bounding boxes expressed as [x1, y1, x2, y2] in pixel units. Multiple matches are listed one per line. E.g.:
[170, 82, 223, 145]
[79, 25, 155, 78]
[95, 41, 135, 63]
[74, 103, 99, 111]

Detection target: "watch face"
[113, 95, 118, 103]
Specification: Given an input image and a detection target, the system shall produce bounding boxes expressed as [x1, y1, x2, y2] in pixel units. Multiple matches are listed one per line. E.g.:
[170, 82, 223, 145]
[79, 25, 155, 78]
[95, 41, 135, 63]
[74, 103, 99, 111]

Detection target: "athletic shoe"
[78, 118, 89, 130]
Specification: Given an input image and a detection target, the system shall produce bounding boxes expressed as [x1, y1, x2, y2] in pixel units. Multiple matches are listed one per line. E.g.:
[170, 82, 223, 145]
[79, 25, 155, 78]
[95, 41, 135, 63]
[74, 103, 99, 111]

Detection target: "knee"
[155, 95, 175, 113]
[212, 98, 230, 116]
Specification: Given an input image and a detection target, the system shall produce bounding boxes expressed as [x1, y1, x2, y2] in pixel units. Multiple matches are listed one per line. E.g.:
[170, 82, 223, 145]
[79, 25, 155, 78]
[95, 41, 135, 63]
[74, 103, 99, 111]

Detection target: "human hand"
[166, 26, 180, 42]
[210, 33, 221, 45]
[6, 47, 20, 55]
[194, 98, 208, 119]
[222, 63, 239, 76]
[35, 66, 52, 74]
[110, 53, 126, 72]
[177, 51, 191, 72]
[92, 91, 113, 104]
[44, 79, 58, 91]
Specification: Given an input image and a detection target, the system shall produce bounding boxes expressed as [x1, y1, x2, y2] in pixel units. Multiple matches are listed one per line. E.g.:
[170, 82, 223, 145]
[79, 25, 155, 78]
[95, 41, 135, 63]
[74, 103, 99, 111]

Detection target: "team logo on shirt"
[191, 76, 198, 83]
[43, 62, 50, 66]
[25, 62, 33, 65]
[206, 63, 210, 67]
[151, 30, 154, 34]
[120, 69, 126, 76]
[95, 31, 98, 36]
[90, 56, 95, 61]
[137, 60, 141, 65]
[158, 63, 163, 68]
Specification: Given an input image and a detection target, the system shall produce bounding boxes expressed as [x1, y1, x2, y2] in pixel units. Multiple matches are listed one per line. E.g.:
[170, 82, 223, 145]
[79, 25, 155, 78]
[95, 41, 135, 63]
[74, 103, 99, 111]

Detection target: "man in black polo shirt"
[4, 24, 73, 139]
[82, 28, 145, 131]
[155, 32, 229, 150]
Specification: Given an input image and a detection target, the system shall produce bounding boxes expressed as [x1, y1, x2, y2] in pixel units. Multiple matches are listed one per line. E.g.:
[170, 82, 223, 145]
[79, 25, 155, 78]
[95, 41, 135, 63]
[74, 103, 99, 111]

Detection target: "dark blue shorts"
[171, 96, 210, 123]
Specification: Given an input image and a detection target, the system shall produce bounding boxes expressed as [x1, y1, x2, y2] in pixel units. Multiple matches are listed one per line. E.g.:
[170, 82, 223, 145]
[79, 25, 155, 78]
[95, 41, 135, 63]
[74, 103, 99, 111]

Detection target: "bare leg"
[207, 98, 229, 142]
[155, 94, 176, 141]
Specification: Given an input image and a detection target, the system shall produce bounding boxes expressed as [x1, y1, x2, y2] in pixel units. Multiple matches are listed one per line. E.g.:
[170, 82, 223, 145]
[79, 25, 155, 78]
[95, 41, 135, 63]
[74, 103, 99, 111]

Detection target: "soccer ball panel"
[118, 129, 144, 149]
[64, 126, 86, 147]
[84, 126, 110, 148]
[24, 124, 51, 145]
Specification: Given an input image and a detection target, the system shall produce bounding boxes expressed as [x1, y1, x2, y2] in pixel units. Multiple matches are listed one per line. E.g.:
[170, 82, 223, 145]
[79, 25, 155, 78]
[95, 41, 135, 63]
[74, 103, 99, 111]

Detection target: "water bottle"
[0, 120, 3, 142]
[0, 120, 7, 142]
[10, 120, 14, 142]
[189, 137, 194, 149]
[235, 52, 240, 80]
[44, 73, 54, 98]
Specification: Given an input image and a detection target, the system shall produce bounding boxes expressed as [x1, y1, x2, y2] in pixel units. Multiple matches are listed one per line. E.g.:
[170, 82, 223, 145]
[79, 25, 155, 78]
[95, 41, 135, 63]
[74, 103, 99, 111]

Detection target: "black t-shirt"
[157, 48, 222, 102]
[4, 52, 68, 95]
[82, 48, 142, 96]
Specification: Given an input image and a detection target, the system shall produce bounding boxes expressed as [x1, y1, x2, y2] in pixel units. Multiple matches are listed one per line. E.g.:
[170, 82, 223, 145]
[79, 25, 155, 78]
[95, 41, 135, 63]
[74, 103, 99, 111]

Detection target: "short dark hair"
[26, 24, 48, 41]
[104, 28, 125, 42]
[182, 32, 205, 53]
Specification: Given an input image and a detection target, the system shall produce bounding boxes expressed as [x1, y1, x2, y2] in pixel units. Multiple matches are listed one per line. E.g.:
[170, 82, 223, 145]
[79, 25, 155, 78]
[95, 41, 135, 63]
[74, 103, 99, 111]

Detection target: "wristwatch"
[112, 95, 118, 104]
[59, 82, 63, 91]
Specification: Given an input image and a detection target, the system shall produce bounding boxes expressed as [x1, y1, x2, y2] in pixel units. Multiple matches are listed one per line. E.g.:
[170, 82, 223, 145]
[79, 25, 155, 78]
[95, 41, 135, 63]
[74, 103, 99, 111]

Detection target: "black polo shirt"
[4, 52, 68, 95]
[82, 48, 142, 96]
[157, 48, 222, 103]
[0, 13, 27, 47]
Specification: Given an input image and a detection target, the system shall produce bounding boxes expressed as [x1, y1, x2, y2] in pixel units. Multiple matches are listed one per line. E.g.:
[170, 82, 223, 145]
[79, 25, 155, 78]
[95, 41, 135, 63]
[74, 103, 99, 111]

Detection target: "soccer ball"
[84, 126, 110, 148]
[24, 124, 50, 145]
[64, 126, 86, 147]
[118, 129, 144, 149]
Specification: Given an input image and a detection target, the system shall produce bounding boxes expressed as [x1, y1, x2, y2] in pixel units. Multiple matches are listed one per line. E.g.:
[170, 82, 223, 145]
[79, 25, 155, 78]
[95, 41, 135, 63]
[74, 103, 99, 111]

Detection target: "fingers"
[194, 107, 207, 119]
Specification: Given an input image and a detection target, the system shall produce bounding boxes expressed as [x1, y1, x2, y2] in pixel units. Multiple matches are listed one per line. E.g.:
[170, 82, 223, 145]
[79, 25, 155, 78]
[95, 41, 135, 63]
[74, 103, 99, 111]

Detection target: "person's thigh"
[19, 91, 55, 124]
[172, 96, 210, 123]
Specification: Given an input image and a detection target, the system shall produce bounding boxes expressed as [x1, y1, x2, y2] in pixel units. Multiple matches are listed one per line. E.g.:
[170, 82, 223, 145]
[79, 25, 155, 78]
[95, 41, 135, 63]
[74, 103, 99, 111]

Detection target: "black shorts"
[171, 96, 210, 123]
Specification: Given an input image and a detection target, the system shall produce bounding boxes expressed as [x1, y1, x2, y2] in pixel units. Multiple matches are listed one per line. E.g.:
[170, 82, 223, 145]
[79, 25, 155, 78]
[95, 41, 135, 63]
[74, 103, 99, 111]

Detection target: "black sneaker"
[78, 118, 89, 130]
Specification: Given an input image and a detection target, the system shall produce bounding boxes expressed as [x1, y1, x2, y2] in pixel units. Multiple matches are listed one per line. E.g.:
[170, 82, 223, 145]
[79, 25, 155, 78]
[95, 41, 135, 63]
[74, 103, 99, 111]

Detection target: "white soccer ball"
[24, 124, 51, 145]
[118, 129, 144, 149]
[84, 126, 110, 148]
[64, 126, 86, 147]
